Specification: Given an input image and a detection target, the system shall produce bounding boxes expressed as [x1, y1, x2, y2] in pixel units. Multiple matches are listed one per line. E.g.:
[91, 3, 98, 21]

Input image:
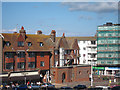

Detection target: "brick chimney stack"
[50, 30, 56, 42]
[19, 26, 26, 39]
[37, 30, 42, 35]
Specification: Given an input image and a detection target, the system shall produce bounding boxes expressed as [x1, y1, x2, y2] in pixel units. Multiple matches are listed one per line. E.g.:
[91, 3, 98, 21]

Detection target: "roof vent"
[106, 22, 112, 26]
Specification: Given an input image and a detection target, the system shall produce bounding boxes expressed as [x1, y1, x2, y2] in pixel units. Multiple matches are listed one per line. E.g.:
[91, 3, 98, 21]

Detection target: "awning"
[93, 66, 105, 70]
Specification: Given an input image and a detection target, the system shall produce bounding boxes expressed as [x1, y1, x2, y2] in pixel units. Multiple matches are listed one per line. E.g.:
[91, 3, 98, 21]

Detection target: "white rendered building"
[77, 36, 97, 65]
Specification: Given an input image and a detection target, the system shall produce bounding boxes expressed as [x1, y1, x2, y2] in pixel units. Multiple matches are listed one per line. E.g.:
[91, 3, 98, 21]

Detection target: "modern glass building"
[97, 22, 120, 65]
[97, 22, 120, 76]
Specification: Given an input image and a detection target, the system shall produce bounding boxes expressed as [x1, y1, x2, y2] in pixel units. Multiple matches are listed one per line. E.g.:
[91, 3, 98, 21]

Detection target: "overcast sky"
[2, 1, 119, 37]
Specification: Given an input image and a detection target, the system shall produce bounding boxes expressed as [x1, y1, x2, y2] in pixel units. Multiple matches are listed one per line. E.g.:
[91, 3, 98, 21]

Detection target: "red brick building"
[0, 26, 90, 83]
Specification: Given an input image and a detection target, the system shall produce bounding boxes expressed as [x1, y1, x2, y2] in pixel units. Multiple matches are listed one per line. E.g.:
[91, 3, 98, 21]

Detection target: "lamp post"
[91, 60, 93, 87]
[22, 72, 28, 85]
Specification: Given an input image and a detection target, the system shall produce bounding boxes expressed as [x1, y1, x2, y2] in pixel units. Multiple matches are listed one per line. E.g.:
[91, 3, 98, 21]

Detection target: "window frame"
[17, 52, 25, 58]
[39, 42, 44, 47]
[17, 62, 25, 69]
[40, 61, 44, 67]
[28, 42, 32, 47]
[28, 52, 35, 57]
[6, 63, 13, 69]
[6, 41, 10, 46]
[28, 62, 35, 68]
[18, 41, 24, 47]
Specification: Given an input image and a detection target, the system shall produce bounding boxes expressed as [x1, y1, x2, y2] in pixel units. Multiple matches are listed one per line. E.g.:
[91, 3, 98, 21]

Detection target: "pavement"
[52, 81, 119, 88]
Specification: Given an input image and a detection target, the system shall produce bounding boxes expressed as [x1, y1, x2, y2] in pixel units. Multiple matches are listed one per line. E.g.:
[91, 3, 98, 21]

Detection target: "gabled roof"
[2, 33, 54, 52]
[55, 36, 79, 50]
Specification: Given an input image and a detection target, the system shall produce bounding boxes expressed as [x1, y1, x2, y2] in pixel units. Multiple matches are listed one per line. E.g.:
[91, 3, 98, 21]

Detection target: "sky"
[2, 1, 119, 37]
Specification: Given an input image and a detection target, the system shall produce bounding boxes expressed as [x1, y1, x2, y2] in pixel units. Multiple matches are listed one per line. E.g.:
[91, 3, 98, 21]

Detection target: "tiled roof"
[2, 33, 54, 52]
[2, 31, 96, 52]
[56, 36, 79, 50]
[66, 36, 97, 41]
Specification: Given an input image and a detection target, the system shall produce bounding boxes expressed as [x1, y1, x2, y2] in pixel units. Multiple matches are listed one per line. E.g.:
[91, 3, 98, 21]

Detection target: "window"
[6, 41, 10, 46]
[6, 63, 13, 69]
[55, 50, 58, 55]
[28, 42, 32, 46]
[65, 50, 67, 54]
[40, 42, 43, 47]
[79, 71, 81, 75]
[17, 62, 25, 69]
[91, 41, 96, 45]
[28, 52, 35, 57]
[18, 52, 25, 58]
[18, 41, 24, 47]
[5, 52, 14, 58]
[40, 53, 44, 57]
[40, 61, 44, 67]
[83, 54, 86, 57]
[83, 47, 86, 50]
[28, 62, 35, 68]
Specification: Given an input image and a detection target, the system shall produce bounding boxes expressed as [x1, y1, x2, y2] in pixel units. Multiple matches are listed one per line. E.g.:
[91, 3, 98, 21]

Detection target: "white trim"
[0, 71, 39, 78]
[0, 34, 4, 39]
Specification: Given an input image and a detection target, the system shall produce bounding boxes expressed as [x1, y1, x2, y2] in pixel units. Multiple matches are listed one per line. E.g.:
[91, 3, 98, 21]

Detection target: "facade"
[1, 27, 54, 72]
[97, 22, 120, 76]
[0, 26, 90, 83]
[77, 37, 97, 65]
[51, 65, 90, 83]
[50, 34, 91, 83]
[66, 37, 97, 65]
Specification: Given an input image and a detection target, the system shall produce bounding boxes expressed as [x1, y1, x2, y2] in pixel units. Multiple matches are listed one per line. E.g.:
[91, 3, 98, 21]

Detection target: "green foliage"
[103, 77, 109, 80]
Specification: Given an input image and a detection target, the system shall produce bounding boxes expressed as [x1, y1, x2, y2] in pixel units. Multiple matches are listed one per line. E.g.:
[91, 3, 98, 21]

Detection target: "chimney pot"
[37, 30, 42, 35]
[21, 26, 24, 30]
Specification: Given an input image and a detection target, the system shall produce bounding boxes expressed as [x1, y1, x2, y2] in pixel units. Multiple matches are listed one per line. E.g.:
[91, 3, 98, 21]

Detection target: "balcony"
[88, 56, 97, 61]
[87, 44, 97, 47]
[87, 49, 97, 53]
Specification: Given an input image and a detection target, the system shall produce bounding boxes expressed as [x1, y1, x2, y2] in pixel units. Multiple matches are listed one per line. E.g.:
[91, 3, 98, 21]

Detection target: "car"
[88, 87, 103, 90]
[60, 86, 72, 90]
[112, 86, 120, 90]
[73, 84, 87, 89]
[96, 86, 111, 89]
[15, 84, 28, 90]
[41, 83, 55, 88]
[115, 72, 120, 78]
[110, 85, 120, 88]
[27, 84, 41, 89]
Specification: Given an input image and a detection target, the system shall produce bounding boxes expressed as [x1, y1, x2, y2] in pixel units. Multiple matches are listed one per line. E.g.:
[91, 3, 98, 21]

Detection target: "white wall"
[78, 40, 97, 65]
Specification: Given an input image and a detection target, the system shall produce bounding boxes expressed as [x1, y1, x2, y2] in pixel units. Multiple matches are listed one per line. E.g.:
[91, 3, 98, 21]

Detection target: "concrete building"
[97, 22, 120, 76]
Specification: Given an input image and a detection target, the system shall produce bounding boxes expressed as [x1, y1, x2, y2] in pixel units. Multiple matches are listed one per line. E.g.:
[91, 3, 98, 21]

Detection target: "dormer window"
[28, 42, 32, 46]
[6, 41, 10, 46]
[18, 41, 24, 47]
[40, 42, 43, 47]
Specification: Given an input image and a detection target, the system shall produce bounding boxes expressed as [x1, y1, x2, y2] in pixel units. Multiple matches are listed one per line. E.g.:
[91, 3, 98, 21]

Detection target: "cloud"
[62, 2, 118, 13]
[79, 15, 93, 20]
[2, 28, 17, 32]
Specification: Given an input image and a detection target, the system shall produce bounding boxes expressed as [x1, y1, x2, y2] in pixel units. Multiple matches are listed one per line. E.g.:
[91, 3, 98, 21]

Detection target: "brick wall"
[3, 52, 50, 72]
[50, 65, 90, 83]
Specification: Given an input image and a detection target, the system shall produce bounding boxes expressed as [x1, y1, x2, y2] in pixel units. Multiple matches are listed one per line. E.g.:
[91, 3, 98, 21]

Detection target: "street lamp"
[91, 60, 94, 87]
[22, 72, 28, 85]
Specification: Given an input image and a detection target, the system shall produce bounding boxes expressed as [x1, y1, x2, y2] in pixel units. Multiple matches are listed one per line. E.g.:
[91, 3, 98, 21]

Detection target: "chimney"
[19, 26, 26, 39]
[37, 30, 42, 35]
[14, 32, 17, 34]
[50, 30, 56, 42]
[62, 33, 65, 38]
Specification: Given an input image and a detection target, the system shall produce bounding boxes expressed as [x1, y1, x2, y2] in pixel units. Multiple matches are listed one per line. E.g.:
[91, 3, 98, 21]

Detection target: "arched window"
[62, 73, 66, 83]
